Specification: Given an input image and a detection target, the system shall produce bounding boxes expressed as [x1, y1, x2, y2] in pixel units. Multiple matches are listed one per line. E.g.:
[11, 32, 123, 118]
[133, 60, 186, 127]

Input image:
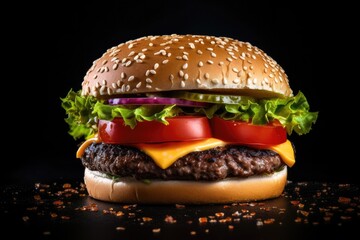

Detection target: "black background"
[5, 2, 355, 184]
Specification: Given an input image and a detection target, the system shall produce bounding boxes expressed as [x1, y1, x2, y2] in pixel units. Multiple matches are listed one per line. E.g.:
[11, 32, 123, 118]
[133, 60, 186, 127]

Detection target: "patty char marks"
[81, 143, 284, 181]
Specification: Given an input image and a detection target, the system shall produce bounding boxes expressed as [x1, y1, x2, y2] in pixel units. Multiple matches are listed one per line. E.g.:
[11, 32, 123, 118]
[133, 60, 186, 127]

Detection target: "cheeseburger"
[61, 34, 317, 203]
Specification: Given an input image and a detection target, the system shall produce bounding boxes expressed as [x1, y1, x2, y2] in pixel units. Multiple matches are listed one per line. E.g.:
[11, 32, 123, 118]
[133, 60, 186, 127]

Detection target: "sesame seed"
[184, 73, 189, 80]
[264, 77, 269, 83]
[142, 48, 148, 52]
[182, 63, 188, 69]
[179, 70, 184, 77]
[232, 67, 239, 73]
[121, 72, 126, 79]
[128, 51, 135, 57]
[223, 78, 228, 85]
[102, 80, 107, 85]
[233, 79, 240, 84]
[211, 79, 219, 84]
[207, 60, 214, 64]
[100, 67, 105, 73]
[197, 50, 203, 55]
[211, 41, 215, 44]
[211, 52, 216, 57]
[183, 51, 189, 55]
[107, 87, 113, 95]
[146, 84, 152, 89]
[136, 82, 142, 88]
[162, 59, 169, 64]
[93, 75, 98, 79]
[167, 53, 171, 57]
[252, 55, 256, 60]
[206, 47, 213, 51]
[181, 81, 186, 87]
[196, 79, 201, 84]
[178, 46, 184, 50]
[182, 55, 188, 60]
[176, 56, 182, 60]
[128, 76, 135, 81]
[149, 43, 153, 47]
[150, 70, 156, 75]
[154, 63, 159, 70]
[198, 61, 204, 67]
[243, 66, 248, 71]
[102, 60, 108, 65]
[204, 73, 210, 79]
[226, 57, 232, 62]
[112, 64, 118, 70]
[188, 43, 195, 49]
[125, 61, 132, 67]
[125, 85, 130, 91]
[265, 63, 269, 68]
[145, 70, 151, 76]
[117, 80, 121, 87]
[269, 73, 274, 78]
[219, 61, 224, 66]
[136, 59, 142, 63]
[134, 55, 139, 60]
[95, 82, 100, 88]
[146, 78, 153, 83]
[112, 83, 117, 88]
[121, 84, 126, 92]
[169, 74, 174, 81]
[253, 78, 257, 84]
[228, 51, 234, 56]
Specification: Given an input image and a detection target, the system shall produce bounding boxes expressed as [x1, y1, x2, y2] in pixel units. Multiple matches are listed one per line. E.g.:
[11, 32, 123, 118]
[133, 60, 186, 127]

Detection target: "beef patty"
[81, 143, 284, 181]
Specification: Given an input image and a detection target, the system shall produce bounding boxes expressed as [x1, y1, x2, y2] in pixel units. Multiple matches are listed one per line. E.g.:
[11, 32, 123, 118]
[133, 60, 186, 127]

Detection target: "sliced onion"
[108, 97, 209, 107]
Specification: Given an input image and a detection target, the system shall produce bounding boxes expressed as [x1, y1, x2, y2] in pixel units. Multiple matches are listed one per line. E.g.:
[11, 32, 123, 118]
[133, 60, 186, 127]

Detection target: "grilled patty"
[81, 143, 284, 181]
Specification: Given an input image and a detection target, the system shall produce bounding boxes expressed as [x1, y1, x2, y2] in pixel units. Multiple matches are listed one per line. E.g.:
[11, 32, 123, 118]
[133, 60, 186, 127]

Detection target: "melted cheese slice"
[266, 140, 295, 167]
[133, 138, 227, 169]
[76, 137, 295, 169]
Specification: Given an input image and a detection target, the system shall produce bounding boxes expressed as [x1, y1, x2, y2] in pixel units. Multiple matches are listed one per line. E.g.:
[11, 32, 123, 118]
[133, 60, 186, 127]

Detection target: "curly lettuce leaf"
[197, 91, 318, 135]
[61, 90, 182, 140]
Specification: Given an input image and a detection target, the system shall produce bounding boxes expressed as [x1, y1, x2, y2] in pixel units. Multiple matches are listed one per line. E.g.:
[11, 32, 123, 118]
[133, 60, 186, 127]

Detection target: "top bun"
[81, 34, 292, 98]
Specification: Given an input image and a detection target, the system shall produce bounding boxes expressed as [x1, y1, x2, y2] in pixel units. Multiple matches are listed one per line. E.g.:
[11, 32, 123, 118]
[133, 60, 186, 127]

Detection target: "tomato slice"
[211, 117, 286, 146]
[98, 116, 212, 144]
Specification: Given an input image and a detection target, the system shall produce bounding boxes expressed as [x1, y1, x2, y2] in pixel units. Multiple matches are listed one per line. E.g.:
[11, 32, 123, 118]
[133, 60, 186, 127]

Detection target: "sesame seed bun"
[84, 167, 287, 204]
[81, 34, 292, 98]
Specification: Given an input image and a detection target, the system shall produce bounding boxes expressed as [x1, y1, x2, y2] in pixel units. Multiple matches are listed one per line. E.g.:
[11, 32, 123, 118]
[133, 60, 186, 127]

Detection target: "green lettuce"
[61, 90, 317, 140]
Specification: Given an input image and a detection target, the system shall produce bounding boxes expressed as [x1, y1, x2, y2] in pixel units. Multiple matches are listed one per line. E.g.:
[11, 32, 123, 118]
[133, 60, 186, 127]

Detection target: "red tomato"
[211, 117, 286, 146]
[98, 116, 212, 144]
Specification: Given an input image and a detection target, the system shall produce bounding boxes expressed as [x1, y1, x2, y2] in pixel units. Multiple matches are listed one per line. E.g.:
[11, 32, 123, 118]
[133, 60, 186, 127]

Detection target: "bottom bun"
[84, 167, 287, 204]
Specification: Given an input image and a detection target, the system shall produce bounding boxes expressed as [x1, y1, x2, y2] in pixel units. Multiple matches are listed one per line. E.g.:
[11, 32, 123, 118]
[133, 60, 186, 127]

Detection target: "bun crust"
[81, 34, 292, 98]
[84, 167, 287, 204]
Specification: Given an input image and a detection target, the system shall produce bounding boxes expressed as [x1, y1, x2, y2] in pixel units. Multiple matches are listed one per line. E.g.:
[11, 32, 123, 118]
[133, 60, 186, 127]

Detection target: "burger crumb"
[116, 211, 124, 217]
[263, 218, 275, 224]
[142, 217, 153, 222]
[215, 212, 224, 218]
[198, 217, 208, 223]
[175, 204, 185, 209]
[338, 197, 351, 204]
[164, 215, 176, 223]
[256, 220, 264, 227]
[62, 183, 71, 189]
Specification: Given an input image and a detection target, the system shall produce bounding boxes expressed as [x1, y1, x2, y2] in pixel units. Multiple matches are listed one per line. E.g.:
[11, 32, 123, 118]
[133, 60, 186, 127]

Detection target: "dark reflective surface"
[1, 181, 358, 240]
